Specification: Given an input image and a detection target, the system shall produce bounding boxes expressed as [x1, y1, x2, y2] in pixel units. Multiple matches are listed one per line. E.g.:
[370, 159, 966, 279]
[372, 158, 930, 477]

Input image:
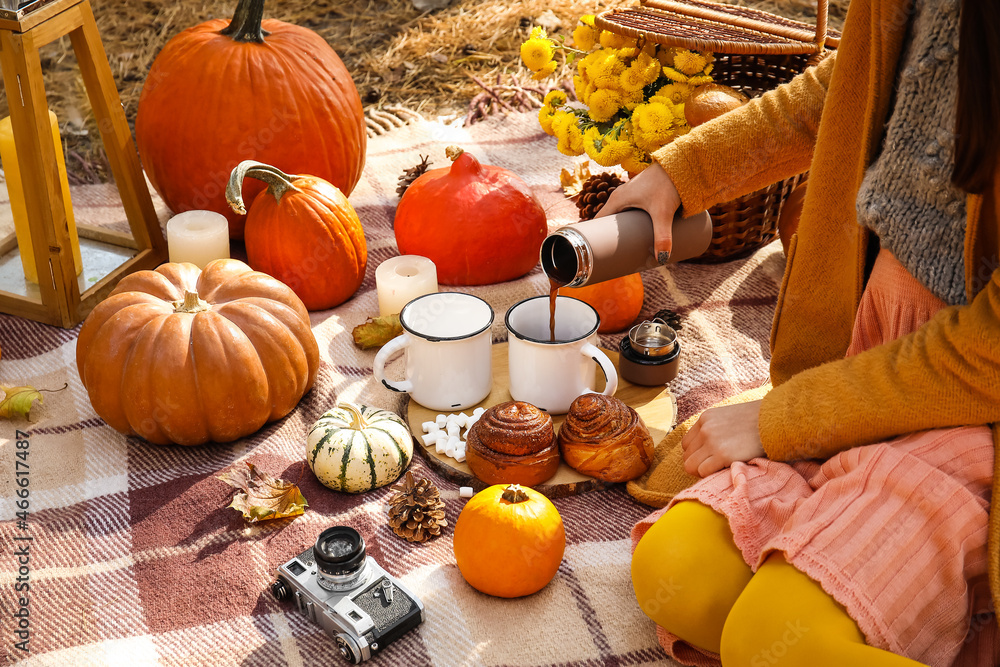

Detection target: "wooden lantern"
[0, 0, 167, 328]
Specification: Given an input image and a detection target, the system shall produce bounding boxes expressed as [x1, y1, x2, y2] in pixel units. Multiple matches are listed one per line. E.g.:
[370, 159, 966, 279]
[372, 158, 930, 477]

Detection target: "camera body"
[272, 527, 424, 664]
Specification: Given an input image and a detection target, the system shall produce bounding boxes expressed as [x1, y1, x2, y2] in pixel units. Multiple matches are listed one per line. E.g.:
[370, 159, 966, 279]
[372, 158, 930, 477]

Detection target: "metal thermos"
[540, 209, 713, 287]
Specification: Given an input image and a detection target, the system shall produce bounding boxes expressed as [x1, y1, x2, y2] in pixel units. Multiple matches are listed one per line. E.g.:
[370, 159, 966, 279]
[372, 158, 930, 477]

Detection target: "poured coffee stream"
[548, 278, 560, 342]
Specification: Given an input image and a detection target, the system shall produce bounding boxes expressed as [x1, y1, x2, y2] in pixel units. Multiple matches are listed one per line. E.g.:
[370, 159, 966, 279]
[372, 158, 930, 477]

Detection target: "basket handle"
[641, 0, 830, 53]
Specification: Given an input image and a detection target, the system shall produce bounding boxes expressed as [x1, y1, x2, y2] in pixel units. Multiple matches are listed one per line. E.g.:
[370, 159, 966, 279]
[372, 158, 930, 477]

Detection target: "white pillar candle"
[375, 255, 438, 316]
[166, 210, 231, 268]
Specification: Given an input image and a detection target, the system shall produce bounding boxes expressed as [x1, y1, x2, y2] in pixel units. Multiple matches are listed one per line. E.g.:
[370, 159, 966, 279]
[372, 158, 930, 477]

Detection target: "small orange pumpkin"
[453, 484, 565, 598]
[227, 160, 367, 311]
[561, 273, 645, 333]
[76, 259, 320, 446]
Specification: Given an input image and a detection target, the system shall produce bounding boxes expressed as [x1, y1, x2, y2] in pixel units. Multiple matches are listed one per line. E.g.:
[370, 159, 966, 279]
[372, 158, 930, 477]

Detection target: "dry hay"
[0, 0, 848, 184]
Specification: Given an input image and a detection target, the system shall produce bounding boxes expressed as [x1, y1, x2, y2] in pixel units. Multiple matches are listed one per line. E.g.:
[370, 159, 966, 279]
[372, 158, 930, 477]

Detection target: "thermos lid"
[628, 319, 678, 357]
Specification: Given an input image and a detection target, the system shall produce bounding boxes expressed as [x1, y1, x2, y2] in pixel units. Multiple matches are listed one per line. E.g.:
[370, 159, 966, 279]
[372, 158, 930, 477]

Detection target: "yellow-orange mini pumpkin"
[453, 484, 565, 598]
[227, 160, 367, 311]
[76, 259, 320, 446]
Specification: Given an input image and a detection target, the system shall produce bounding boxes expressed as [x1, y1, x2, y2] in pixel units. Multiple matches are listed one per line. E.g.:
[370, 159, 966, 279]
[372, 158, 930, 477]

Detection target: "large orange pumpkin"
[561, 273, 645, 333]
[227, 160, 367, 311]
[76, 259, 320, 446]
[394, 147, 547, 285]
[453, 484, 565, 598]
[136, 0, 366, 239]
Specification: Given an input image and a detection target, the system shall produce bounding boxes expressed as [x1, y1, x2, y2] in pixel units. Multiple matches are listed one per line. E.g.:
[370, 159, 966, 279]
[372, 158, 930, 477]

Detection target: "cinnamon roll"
[465, 401, 560, 486]
[558, 394, 654, 482]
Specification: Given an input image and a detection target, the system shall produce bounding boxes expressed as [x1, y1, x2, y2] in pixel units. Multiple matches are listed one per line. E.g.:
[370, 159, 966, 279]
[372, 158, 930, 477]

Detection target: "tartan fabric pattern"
[0, 112, 781, 666]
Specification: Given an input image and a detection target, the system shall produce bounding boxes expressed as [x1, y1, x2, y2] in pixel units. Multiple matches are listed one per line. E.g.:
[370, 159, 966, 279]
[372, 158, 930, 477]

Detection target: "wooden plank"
[0, 28, 79, 327]
[68, 1, 166, 261]
[0, 0, 81, 33]
[28, 4, 82, 48]
[77, 223, 139, 249]
[0, 232, 17, 256]
[405, 342, 677, 499]
[0, 287, 57, 325]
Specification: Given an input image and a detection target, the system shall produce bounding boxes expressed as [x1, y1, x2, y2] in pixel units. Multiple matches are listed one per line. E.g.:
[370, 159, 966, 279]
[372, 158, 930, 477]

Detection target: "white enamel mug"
[505, 295, 619, 414]
[373, 292, 494, 411]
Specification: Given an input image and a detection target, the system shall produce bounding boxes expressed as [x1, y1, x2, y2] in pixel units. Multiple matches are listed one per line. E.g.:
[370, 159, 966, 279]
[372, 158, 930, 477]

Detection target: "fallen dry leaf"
[218, 463, 308, 523]
[560, 162, 592, 199]
[353, 313, 403, 350]
[0, 385, 43, 420]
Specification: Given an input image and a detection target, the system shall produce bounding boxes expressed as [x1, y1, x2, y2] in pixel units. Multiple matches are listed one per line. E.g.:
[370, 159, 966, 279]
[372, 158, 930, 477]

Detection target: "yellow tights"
[631, 501, 926, 666]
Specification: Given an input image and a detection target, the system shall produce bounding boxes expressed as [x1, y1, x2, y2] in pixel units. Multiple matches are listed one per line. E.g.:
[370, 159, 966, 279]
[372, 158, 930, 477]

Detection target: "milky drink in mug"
[373, 292, 494, 411]
[505, 295, 619, 415]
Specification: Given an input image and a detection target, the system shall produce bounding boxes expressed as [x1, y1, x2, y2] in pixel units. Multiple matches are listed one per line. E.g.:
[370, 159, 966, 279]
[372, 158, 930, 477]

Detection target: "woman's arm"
[759, 268, 1000, 461]
[603, 53, 836, 261]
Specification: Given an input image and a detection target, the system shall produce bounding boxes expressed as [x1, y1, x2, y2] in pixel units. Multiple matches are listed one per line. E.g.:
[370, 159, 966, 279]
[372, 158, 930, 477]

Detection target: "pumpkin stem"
[501, 484, 530, 504]
[340, 403, 368, 430]
[445, 146, 465, 162]
[220, 0, 270, 43]
[226, 160, 302, 215]
[173, 290, 210, 313]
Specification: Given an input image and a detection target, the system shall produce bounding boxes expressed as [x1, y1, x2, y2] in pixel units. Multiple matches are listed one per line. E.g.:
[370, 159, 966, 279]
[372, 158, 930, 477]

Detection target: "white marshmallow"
[473, 407, 486, 417]
[421, 432, 438, 446]
[455, 449, 467, 463]
[421, 421, 437, 433]
[435, 414, 447, 428]
[459, 486, 474, 498]
[456, 412, 470, 428]
[435, 433, 449, 454]
[447, 422, 461, 438]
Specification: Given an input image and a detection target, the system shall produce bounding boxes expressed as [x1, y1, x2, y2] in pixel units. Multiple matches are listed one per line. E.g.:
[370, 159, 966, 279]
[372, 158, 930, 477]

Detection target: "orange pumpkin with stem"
[453, 484, 565, 598]
[227, 160, 367, 311]
[136, 0, 366, 238]
[76, 259, 320, 446]
[562, 273, 645, 333]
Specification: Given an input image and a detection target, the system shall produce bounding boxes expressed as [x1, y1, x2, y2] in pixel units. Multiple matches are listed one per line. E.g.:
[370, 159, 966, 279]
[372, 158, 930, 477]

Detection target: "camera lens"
[314, 526, 368, 590]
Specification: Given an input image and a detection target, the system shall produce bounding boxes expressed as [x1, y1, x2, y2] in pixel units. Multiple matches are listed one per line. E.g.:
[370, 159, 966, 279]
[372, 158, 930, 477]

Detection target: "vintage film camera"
[271, 526, 424, 663]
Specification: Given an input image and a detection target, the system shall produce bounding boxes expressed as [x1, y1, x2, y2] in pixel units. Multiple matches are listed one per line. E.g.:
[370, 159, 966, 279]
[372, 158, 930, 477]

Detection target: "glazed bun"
[465, 401, 560, 486]
[558, 394, 654, 482]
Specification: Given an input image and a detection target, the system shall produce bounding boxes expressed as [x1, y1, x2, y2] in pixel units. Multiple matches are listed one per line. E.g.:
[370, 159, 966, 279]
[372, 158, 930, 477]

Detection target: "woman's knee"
[631, 501, 753, 653]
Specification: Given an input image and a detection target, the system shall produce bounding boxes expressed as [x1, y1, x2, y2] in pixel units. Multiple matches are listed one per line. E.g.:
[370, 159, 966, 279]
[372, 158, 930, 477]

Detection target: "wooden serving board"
[404, 342, 677, 498]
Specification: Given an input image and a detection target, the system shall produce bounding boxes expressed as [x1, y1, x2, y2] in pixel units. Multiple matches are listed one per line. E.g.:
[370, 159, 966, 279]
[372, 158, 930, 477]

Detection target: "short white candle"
[376, 255, 438, 316]
[166, 211, 231, 268]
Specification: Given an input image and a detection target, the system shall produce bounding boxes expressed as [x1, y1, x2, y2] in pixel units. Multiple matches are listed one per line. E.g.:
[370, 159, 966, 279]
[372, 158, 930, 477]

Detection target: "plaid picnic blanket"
[0, 111, 782, 666]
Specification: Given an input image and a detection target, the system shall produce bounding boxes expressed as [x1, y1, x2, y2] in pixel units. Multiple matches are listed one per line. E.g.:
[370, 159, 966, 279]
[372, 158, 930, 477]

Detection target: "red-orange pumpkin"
[76, 259, 320, 446]
[227, 161, 367, 311]
[136, 0, 366, 239]
[562, 273, 645, 333]
[394, 147, 548, 285]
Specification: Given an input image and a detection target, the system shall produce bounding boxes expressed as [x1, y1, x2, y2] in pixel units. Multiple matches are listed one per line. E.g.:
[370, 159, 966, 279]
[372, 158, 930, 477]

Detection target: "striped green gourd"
[307, 403, 413, 493]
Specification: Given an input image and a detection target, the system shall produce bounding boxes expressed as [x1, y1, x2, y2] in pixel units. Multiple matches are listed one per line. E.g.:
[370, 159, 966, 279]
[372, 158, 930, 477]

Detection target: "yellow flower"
[583, 127, 620, 167]
[588, 88, 623, 123]
[688, 74, 714, 86]
[599, 31, 637, 50]
[654, 82, 692, 105]
[529, 26, 548, 40]
[573, 75, 589, 104]
[550, 110, 578, 140]
[573, 22, 597, 52]
[593, 74, 623, 91]
[532, 61, 558, 80]
[622, 89, 646, 110]
[521, 37, 555, 72]
[543, 90, 567, 108]
[619, 52, 659, 92]
[586, 49, 625, 80]
[662, 65, 690, 84]
[620, 146, 651, 174]
[631, 101, 678, 153]
[557, 121, 586, 156]
[538, 104, 557, 135]
[580, 14, 596, 28]
[656, 47, 675, 68]
[674, 50, 709, 76]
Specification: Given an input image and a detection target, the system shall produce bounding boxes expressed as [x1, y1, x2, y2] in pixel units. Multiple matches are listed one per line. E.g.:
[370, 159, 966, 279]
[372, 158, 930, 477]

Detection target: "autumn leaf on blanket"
[560, 162, 592, 199]
[0, 385, 44, 420]
[218, 462, 308, 522]
[353, 313, 402, 350]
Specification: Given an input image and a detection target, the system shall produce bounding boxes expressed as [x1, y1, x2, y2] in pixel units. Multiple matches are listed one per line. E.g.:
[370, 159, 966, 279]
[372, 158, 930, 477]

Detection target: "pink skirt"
[634, 251, 998, 667]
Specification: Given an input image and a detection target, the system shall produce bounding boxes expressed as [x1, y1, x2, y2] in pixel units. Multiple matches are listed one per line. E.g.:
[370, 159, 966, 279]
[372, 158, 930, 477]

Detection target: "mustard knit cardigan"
[653, 0, 1000, 618]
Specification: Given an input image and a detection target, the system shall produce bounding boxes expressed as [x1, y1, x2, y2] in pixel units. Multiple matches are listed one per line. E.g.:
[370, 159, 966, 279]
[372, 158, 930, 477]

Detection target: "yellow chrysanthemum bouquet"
[520, 18, 715, 173]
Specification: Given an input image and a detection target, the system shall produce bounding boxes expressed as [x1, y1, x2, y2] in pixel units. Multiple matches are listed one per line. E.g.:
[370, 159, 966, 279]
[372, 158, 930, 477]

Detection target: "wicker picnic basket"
[596, 0, 840, 262]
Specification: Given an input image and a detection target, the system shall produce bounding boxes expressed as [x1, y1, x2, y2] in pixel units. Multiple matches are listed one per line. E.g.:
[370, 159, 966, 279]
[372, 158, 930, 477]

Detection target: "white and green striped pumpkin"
[307, 403, 413, 493]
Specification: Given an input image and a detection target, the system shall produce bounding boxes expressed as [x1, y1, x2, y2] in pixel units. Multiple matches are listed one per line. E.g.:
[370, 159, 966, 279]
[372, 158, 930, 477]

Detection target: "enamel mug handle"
[581, 342, 619, 398]
[372, 334, 414, 394]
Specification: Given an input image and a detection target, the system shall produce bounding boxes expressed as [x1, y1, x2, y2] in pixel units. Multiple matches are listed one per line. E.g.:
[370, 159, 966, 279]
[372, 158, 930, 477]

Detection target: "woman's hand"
[599, 162, 681, 264]
[681, 400, 766, 477]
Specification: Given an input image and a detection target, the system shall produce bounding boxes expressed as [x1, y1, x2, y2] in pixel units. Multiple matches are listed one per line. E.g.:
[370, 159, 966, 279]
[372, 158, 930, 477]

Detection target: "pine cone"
[576, 172, 624, 221]
[652, 308, 683, 331]
[387, 472, 447, 543]
[396, 155, 432, 198]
